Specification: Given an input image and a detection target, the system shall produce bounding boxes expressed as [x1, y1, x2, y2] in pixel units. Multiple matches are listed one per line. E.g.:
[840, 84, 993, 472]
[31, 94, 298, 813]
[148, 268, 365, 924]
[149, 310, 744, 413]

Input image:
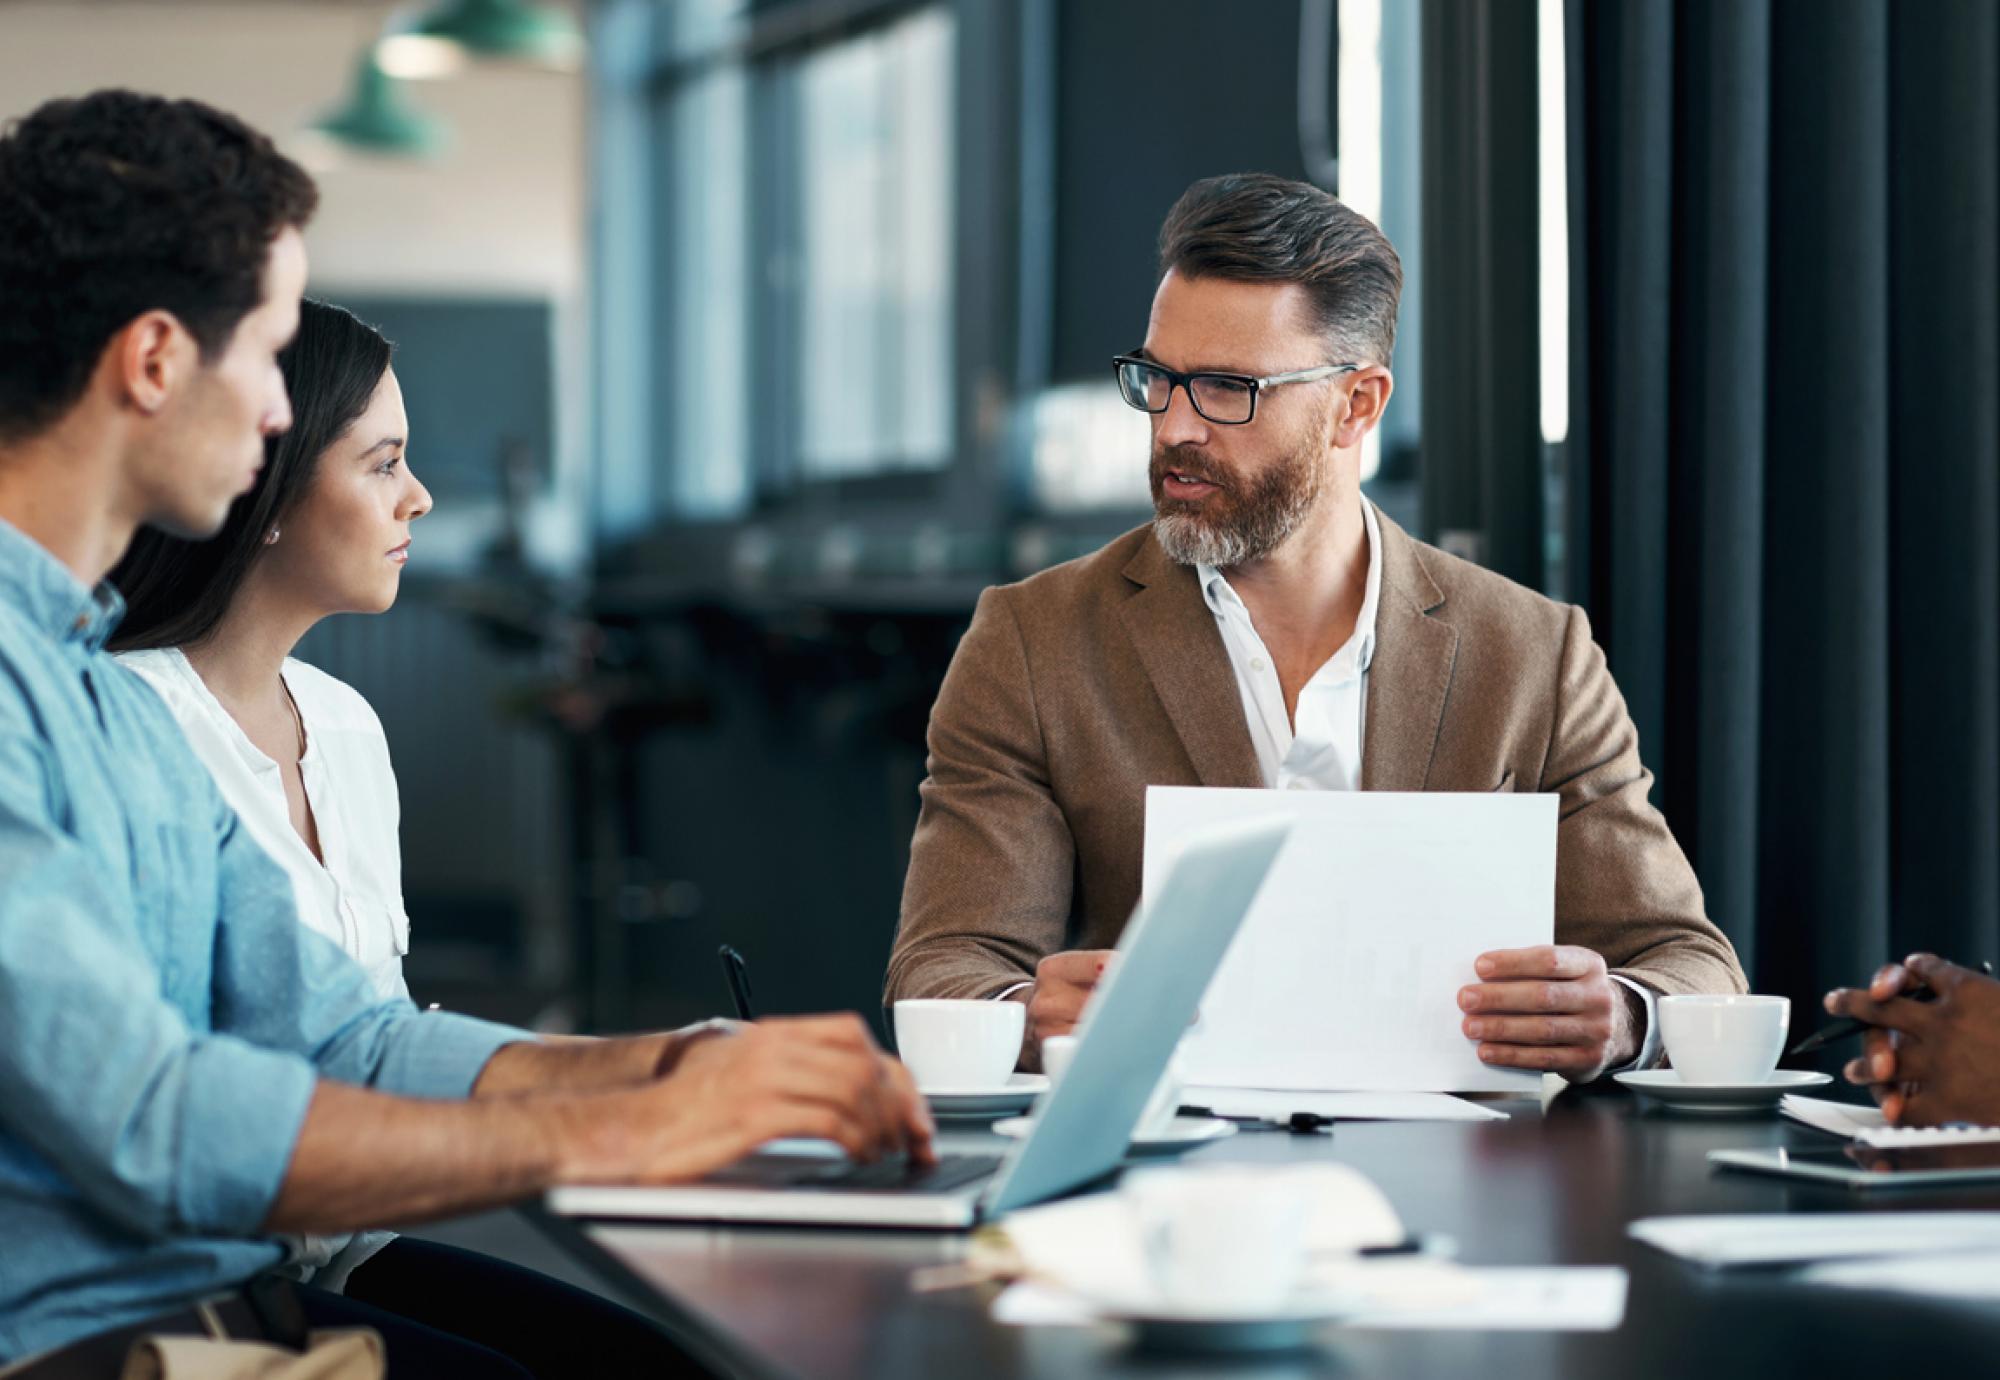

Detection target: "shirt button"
[1287, 779, 1314, 791]
[1250, 658, 1267, 672]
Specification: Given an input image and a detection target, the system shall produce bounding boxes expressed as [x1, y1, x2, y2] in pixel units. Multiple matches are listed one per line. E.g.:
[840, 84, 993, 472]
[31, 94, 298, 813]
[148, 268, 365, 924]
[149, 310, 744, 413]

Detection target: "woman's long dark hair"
[108, 298, 393, 651]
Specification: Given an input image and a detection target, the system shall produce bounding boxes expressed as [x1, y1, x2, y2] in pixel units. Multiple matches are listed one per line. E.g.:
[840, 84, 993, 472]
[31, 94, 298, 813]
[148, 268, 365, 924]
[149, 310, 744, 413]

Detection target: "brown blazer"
[884, 508, 1747, 1006]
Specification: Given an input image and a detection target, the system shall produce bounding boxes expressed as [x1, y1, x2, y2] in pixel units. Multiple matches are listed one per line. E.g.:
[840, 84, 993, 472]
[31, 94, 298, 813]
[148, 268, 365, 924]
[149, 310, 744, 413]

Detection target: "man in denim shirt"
[0, 93, 931, 1378]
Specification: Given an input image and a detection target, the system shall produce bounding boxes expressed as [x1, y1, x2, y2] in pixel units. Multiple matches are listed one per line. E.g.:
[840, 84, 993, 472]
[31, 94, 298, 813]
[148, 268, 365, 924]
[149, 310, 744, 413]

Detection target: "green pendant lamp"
[310, 51, 447, 159]
[379, 0, 586, 74]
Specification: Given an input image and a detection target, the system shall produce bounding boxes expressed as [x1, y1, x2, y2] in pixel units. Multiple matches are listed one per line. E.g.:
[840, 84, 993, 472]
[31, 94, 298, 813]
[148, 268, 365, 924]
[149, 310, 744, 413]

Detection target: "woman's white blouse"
[117, 647, 412, 1002]
[116, 646, 411, 1290]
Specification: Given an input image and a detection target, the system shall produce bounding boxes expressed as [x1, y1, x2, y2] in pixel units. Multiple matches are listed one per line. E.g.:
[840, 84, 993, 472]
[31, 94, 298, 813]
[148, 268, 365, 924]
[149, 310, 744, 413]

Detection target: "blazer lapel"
[1118, 536, 1264, 789]
[1362, 512, 1459, 792]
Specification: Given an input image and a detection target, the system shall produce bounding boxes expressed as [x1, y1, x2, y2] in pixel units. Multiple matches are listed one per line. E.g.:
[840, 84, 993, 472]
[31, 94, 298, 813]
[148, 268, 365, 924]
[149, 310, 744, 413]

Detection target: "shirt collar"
[1198, 498, 1384, 675]
[0, 516, 128, 653]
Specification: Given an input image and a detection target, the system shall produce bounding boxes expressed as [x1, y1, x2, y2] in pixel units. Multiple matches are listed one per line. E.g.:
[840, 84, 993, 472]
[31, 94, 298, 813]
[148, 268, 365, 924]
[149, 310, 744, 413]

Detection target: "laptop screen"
[981, 817, 1291, 1216]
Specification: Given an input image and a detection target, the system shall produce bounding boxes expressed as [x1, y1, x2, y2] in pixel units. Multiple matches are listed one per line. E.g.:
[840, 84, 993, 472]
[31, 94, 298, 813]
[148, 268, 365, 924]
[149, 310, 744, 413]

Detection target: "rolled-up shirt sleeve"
[0, 732, 318, 1241]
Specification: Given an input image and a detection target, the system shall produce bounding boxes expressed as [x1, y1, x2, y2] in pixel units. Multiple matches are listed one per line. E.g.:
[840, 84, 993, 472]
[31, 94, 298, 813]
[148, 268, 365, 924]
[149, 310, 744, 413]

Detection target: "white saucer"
[991, 1114, 1237, 1155]
[1616, 1068, 1832, 1112]
[922, 1073, 1049, 1118]
[1085, 1288, 1350, 1353]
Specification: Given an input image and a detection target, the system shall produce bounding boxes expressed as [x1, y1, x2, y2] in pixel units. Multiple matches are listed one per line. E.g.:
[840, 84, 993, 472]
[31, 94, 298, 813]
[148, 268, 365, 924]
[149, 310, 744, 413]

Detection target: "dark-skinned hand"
[1825, 954, 2000, 1127]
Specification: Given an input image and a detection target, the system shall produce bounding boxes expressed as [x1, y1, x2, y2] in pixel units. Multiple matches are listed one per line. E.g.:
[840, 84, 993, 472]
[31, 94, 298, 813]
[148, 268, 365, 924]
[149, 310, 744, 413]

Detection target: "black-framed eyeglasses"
[1112, 354, 1361, 425]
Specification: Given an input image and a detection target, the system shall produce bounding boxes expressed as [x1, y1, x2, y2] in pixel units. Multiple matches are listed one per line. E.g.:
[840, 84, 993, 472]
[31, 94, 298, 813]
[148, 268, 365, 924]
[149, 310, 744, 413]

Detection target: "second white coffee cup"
[1042, 1033, 1183, 1138]
[1658, 994, 1790, 1085]
[893, 999, 1023, 1091]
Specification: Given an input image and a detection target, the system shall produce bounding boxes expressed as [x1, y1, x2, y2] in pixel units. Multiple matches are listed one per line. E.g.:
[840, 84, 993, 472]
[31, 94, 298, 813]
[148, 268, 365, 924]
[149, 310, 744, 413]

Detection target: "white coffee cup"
[893, 999, 1023, 1091]
[1039, 1033, 1080, 1082]
[1041, 1034, 1183, 1138]
[1124, 1168, 1305, 1315]
[1658, 994, 1790, 1085]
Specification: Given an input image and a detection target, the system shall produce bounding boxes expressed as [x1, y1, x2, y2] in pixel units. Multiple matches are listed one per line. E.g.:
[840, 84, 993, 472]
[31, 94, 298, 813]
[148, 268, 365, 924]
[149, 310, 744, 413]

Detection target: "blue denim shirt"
[0, 518, 526, 1362]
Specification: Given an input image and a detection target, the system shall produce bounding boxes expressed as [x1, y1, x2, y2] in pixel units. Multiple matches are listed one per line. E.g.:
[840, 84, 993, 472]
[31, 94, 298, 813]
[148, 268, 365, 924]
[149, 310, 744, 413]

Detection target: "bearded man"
[883, 172, 1745, 1083]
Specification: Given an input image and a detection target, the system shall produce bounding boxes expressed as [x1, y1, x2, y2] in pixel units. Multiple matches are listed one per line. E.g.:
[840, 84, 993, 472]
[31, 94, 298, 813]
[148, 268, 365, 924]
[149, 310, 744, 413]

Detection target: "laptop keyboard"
[709, 1152, 1003, 1195]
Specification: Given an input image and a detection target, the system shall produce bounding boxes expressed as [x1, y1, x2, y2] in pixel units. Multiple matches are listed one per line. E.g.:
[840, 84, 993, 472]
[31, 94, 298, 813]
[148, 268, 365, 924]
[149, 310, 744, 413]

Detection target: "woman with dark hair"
[112, 298, 424, 1005]
[109, 298, 427, 1291]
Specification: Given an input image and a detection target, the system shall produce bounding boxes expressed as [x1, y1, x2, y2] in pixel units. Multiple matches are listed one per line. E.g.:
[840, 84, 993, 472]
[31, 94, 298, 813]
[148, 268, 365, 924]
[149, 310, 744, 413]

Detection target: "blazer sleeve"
[1541, 604, 1748, 997]
[884, 585, 1076, 1005]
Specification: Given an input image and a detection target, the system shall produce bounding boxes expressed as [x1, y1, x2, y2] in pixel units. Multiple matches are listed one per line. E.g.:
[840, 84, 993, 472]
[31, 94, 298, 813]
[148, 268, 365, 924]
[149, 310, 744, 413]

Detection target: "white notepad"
[1780, 1094, 2000, 1147]
[1779, 1094, 1886, 1137]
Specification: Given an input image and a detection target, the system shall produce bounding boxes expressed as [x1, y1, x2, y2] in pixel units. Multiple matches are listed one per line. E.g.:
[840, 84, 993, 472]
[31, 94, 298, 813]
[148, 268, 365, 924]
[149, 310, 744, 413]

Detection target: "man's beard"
[1149, 437, 1323, 568]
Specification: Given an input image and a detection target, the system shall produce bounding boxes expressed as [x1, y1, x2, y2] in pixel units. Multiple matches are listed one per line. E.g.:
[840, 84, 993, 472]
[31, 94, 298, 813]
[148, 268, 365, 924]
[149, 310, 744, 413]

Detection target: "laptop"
[547, 816, 1291, 1230]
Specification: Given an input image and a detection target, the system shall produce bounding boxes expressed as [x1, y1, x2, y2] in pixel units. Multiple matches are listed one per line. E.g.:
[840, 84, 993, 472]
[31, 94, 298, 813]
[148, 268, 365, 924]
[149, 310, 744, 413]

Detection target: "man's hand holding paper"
[1460, 945, 1643, 1082]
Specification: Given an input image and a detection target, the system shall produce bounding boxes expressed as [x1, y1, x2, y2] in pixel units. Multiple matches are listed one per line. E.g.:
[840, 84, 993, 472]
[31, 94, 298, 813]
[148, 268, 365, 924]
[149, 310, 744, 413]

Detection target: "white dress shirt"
[118, 646, 412, 1287]
[1198, 500, 1385, 794]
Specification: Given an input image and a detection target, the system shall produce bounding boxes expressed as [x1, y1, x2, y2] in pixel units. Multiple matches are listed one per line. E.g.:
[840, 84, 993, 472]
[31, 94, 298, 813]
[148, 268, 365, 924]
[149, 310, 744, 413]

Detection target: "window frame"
[641, 0, 985, 528]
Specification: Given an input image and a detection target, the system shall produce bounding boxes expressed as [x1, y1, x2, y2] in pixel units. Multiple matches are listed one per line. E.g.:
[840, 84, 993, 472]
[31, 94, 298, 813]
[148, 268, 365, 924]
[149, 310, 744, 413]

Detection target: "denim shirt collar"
[0, 517, 127, 654]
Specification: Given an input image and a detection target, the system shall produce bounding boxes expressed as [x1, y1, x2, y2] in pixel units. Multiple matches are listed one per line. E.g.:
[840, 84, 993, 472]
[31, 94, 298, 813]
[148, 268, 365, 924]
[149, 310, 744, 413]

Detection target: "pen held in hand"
[718, 944, 758, 1022]
[1788, 959, 1996, 1056]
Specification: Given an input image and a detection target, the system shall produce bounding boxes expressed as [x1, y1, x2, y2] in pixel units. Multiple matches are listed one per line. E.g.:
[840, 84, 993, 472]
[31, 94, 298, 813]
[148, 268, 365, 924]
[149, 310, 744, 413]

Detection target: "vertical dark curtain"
[1567, 0, 2000, 1028]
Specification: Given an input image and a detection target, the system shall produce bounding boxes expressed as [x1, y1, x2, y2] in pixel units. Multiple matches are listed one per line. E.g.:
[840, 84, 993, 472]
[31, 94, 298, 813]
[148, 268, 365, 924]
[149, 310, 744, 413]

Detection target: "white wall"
[0, 1, 586, 296]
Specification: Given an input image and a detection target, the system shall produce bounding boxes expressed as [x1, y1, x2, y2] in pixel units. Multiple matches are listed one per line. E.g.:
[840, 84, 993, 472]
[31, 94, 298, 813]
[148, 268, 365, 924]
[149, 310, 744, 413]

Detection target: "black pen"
[1789, 959, 1995, 1056]
[1179, 1103, 1337, 1134]
[718, 944, 758, 1021]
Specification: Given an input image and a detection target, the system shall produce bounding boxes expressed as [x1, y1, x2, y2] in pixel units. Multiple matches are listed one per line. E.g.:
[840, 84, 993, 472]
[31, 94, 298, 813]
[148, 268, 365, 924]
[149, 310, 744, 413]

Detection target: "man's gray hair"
[1158, 172, 1402, 368]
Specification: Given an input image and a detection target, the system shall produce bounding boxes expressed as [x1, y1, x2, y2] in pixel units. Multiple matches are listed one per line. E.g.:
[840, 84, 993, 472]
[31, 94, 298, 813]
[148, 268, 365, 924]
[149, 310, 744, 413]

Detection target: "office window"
[1026, 0, 1419, 515]
[1027, 382, 1152, 511]
[638, 2, 956, 516]
[658, 68, 752, 517]
[793, 7, 956, 477]
[1537, 0, 1569, 594]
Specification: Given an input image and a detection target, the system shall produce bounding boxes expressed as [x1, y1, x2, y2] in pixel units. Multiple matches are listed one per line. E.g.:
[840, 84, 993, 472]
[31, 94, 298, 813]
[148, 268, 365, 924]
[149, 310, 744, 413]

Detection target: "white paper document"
[1801, 1251, 2000, 1300]
[991, 1268, 1628, 1333]
[1182, 1085, 1508, 1123]
[1627, 1213, 2000, 1269]
[1145, 787, 1558, 1094]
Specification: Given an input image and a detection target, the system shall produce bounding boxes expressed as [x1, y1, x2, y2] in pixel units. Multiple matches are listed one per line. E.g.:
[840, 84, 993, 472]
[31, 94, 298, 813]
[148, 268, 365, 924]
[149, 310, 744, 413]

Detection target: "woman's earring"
[264, 526, 281, 546]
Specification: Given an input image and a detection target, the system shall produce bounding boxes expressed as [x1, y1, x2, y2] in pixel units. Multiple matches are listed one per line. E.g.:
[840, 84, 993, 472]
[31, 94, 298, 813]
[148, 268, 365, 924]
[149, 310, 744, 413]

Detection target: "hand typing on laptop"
[577, 1016, 937, 1183]
[1826, 954, 2000, 1127]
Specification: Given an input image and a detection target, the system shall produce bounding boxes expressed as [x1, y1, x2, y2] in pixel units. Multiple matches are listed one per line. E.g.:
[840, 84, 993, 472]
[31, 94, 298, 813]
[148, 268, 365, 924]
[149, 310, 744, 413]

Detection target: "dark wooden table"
[530, 1087, 2000, 1379]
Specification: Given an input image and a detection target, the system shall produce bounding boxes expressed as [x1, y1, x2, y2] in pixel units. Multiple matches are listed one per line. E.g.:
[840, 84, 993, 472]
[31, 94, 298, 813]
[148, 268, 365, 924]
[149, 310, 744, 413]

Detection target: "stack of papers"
[1183, 1086, 1508, 1124]
[1628, 1213, 2000, 1269]
[992, 1268, 1629, 1332]
[1800, 1251, 2000, 1300]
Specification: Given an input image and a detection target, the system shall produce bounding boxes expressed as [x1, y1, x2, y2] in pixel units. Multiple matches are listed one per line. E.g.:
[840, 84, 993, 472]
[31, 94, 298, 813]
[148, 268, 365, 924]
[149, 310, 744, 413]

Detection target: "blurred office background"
[1, 0, 1995, 1052]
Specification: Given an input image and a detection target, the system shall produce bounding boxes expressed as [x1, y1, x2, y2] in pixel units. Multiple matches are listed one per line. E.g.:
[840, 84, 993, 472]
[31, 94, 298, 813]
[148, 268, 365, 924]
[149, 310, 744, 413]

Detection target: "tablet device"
[1711, 1140, 2000, 1191]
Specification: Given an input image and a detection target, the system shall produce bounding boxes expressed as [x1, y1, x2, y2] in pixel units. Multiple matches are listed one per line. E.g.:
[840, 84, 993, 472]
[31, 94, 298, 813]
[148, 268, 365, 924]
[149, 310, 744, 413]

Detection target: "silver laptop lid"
[981, 816, 1291, 1217]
